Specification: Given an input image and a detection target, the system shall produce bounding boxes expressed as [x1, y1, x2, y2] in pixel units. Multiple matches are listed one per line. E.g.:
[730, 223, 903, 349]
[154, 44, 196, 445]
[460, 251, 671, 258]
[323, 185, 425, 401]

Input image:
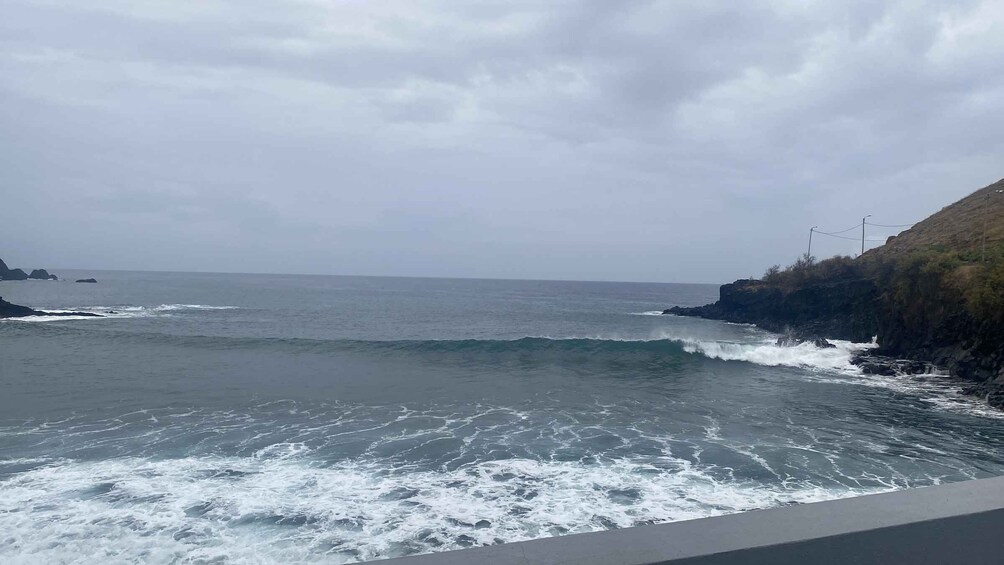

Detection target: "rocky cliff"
[668, 177, 1004, 409]
[668, 277, 879, 342]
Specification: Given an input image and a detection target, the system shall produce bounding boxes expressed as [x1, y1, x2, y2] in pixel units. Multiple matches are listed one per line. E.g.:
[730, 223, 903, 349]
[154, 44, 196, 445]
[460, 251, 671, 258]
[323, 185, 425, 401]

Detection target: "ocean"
[2, 271, 1002, 563]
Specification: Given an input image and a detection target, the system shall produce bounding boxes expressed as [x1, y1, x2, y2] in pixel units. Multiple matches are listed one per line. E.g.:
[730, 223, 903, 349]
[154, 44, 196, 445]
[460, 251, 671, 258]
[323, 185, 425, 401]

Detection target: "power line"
[815, 231, 863, 240]
[816, 224, 861, 235]
[865, 221, 915, 228]
[813, 231, 886, 242]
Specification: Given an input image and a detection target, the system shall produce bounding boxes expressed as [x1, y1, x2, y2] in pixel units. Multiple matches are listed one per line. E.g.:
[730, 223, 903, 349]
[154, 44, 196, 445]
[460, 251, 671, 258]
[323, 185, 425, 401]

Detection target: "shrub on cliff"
[964, 245, 1004, 325]
[760, 254, 859, 290]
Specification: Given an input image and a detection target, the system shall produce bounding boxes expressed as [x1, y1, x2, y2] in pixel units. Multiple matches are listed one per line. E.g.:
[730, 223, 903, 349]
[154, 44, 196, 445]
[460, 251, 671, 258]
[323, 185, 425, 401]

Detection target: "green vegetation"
[759, 180, 1004, 333]
[759, 240, 1004, 339]
[761, 254, 858, 289]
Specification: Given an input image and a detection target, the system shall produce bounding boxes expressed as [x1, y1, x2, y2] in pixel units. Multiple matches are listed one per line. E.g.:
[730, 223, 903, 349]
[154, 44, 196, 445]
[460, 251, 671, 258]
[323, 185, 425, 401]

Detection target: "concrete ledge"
[367, 475, 1004, 565]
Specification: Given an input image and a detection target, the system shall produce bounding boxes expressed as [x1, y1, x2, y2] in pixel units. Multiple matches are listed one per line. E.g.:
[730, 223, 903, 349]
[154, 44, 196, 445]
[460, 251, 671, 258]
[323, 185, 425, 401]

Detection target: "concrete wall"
[367, 475, 1004, 565]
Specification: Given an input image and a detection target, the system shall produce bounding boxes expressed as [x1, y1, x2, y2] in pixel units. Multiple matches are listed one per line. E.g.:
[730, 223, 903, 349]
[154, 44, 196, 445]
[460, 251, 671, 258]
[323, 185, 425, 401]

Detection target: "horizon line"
[11, 265, 726, 287]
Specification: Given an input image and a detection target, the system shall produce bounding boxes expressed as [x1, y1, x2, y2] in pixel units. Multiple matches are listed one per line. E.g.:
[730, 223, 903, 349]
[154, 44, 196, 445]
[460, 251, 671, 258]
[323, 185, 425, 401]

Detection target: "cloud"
[1, 0, 1002, 281]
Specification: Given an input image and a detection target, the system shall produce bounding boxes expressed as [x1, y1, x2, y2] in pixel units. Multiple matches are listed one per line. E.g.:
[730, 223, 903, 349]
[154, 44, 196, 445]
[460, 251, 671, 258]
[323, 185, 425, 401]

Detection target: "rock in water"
[75, 278, 98, 283]
[0, 257, 57, 281]
[3, 268, 29, 281]
[0, 296, 39, 317]
[851, 354, 932, 377]
[775, 336, 837, 349]
[0, 296, 102, 319]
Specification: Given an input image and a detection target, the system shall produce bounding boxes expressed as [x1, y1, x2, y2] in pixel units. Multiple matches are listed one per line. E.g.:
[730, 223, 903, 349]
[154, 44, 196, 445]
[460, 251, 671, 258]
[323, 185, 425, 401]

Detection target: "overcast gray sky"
[2, 0, 1003, 283]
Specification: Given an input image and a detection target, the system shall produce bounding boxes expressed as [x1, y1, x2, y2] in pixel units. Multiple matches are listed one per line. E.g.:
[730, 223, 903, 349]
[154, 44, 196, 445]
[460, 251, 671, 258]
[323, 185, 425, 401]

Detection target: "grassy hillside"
[762, 178, 1004, 329]
[864, 178, 1004, 332]
[866, 177, 1004, 261]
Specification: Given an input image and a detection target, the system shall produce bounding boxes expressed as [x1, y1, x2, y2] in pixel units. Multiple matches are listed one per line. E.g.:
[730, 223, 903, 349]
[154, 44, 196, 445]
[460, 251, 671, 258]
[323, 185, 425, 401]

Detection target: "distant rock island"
[669, 177, 1004, 409]
[0, 257, 58, 281]
[0, 256, 99, 283]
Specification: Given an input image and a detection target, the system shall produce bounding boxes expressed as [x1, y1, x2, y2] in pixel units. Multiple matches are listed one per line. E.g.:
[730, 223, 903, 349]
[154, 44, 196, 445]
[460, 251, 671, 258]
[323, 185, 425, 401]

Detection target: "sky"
[2, 0, 1003, 283]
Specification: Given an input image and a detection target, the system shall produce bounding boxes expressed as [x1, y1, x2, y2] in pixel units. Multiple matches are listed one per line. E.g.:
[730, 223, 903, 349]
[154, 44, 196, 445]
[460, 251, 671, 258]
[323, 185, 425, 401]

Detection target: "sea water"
[1, 271, 1002, 563]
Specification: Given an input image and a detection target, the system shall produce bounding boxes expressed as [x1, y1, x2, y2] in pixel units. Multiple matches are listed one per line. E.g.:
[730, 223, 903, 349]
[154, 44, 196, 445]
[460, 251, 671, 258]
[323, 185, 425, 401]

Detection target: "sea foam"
[676, 337, 875, 373]
[0, 454, 884, 564]
[2, 304, 238, 322]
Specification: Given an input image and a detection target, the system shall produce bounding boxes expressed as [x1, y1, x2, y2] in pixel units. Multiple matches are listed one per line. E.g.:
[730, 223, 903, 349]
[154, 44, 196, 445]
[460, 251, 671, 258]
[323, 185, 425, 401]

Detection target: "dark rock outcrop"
[1, 256, 57, 281]
[2, 268, 29, 281]
[776, 336, 837, 349]
[851, 355, 933, 377]
[0, 296, 100, 319]
[666, 278, 879, 343]
[0, 296, 38, 317]
[75, 278, 98, 283]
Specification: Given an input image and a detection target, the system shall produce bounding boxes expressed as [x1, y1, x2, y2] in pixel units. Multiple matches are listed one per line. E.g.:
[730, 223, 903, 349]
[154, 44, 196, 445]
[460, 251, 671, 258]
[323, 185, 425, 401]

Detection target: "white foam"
[2, 310, 151, 323]
[11, 316, 94, 323]
[804, 369, 1004, 419]
[653, 333, 998, 418]
[630, 311, 666, 316]
[0, 455, 882, 564]
[2, 304, 238, 323]
[153, 304, 239, 311]
[678, 337, 875, 373]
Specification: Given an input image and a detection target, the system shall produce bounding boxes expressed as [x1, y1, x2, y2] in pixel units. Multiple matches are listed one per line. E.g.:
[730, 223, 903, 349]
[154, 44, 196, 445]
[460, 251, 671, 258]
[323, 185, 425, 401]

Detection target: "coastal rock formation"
[851, 355, 932, 376]
[776, 336, 836, 349]
[2, 268, 29, 280]
[667, 177, 1004, 409]
[0, 296, 38, 317]
[0, 296, 101, 319]
[1, 256, 58, 281]
[666, 277, 879, 343]
[75, 278, 98, 283]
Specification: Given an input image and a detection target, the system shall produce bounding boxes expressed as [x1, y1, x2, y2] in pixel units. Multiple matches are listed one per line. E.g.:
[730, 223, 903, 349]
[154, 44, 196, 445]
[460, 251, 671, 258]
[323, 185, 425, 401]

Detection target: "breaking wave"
[678, 338, 876, 373]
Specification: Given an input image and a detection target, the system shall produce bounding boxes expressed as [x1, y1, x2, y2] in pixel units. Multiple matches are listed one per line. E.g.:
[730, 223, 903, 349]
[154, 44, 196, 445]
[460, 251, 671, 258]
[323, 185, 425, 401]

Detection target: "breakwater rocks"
[0, 296, 101, 319]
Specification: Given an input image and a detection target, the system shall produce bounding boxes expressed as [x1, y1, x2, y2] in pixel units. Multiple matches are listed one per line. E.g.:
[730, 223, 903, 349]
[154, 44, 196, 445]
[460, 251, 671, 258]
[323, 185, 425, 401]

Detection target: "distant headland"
[0, 257, 58, 281]
[0, 256, 98, 283]
[668, 177, 1004, 409]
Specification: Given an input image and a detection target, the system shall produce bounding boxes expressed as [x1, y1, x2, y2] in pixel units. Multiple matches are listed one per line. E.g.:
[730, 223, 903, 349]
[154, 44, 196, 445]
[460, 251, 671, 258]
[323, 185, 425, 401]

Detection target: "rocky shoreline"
[666, 276, 1003, 409]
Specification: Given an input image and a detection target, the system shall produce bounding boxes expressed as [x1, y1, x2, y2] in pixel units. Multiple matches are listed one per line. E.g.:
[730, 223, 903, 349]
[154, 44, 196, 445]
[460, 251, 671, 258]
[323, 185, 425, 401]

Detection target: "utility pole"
[808, 226, 817, 258]
[861, 215, 872, 256]
[983, 189, 1004, 263]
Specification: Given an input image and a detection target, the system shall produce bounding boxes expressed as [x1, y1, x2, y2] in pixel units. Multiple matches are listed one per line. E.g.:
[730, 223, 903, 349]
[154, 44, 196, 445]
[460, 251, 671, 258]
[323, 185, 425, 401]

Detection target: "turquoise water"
[1, 272, 1002, 563]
